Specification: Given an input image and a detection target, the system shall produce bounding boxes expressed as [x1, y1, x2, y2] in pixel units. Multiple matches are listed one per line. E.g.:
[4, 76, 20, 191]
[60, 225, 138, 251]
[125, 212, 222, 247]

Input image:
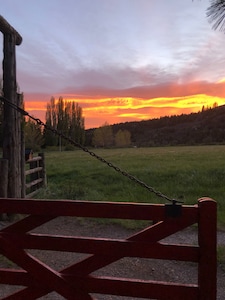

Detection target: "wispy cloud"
[1, 0, 225, 128]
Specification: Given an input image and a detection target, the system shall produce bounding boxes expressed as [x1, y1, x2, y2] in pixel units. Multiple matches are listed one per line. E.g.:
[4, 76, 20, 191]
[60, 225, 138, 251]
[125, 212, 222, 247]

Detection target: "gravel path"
[0, 217, 225, 299]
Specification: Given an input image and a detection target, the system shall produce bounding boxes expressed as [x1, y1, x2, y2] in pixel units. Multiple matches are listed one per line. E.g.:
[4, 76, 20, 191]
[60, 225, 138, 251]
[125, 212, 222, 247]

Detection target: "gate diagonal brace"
[0, 234, 92, 299]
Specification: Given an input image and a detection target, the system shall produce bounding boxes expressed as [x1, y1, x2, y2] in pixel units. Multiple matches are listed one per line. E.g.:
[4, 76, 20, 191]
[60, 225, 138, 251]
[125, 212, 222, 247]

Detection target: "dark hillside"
[85, 105, 225, 147]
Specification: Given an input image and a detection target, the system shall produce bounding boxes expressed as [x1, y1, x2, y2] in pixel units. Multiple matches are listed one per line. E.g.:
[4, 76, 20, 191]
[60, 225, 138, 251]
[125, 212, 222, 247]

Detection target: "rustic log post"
[0, 16, 23, 199]
[0, 16, 22, 45]
[198, 197, 217, 300]
[20, 94, 26, 198]
[0, 158, 8, 220]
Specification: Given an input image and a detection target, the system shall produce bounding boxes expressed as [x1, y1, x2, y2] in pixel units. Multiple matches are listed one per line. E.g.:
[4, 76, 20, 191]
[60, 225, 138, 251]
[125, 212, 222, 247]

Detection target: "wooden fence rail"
[25, 153, 46, 198]
[0, 197, 217, 299]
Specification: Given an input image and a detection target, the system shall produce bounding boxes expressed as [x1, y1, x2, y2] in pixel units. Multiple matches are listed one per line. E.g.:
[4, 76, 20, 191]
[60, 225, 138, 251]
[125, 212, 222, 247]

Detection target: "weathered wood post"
[39, 152, 47, 188]
[20, 93, 26, 198]
[0, 15, 23, 198]
[29, 158, 38, 193]
[0, 158, 8, 220]
[198, 197, 217, 300]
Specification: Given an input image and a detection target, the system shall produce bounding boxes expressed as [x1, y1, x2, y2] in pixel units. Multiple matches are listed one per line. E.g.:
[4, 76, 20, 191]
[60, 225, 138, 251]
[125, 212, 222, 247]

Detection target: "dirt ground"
[0, 217, 225, 299]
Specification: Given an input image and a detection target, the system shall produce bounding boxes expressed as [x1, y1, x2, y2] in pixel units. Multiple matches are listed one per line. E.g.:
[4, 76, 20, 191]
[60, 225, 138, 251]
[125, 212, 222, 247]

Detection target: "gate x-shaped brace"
[0, 211, 198, 300]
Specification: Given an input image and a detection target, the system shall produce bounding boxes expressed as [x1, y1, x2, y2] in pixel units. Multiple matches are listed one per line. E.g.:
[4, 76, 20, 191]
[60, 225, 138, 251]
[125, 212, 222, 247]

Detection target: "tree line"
[92, 122, 131, 148]
[0, 96, 86, 151]
[0, 95, 132, 150]
[1, 97, 225, 150]
[85, 104, 225, 148]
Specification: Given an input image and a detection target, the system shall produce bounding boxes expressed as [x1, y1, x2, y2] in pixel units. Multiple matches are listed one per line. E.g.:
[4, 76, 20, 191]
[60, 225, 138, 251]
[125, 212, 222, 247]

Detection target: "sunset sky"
[1, 0, 225, 129]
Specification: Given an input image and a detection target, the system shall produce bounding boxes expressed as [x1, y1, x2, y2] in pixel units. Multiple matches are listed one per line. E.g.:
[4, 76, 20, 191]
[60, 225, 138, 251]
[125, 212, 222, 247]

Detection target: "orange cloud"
[23, 81, 225, 129]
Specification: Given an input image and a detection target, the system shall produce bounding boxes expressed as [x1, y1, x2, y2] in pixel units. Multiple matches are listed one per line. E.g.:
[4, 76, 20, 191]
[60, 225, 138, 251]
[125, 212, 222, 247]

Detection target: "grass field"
[37, 145, 225, 228]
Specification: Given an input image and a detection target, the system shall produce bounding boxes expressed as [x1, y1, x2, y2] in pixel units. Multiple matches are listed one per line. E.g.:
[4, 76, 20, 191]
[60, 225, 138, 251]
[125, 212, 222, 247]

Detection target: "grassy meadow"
[37, 145, 225, 229]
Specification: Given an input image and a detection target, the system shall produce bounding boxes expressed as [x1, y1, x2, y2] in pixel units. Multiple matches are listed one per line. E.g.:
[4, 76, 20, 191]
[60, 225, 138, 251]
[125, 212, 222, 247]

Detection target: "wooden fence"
[0, 197, 217, 299]
[25, 153, 46, 198]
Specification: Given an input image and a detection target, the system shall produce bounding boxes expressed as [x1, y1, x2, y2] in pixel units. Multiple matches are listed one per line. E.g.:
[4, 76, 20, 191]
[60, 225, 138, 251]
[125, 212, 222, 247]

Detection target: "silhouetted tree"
[115, 129, 131, 147]
[92, 122, 113, 147]
[25, 118, 44, 151]
[44, 96, 85, 147]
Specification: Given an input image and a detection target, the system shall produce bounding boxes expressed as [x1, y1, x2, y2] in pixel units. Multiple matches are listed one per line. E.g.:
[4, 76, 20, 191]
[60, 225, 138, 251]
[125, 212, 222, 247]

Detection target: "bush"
[64, 144, 76, 151]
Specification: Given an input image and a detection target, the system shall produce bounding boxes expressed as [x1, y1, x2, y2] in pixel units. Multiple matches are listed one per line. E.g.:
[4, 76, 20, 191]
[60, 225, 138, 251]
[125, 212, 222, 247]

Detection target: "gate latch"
[165, 200, 182, 218]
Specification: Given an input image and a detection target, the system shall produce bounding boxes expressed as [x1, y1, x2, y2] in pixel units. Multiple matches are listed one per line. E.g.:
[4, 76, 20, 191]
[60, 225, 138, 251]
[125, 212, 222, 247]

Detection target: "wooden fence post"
[38, 153, 47, 188]
[1, 16, 23, 199]
[198, 197, 217, 300]
[17, 94, 26, 198]
[29, 159, 38, 193]
[0, 158, 8, 220]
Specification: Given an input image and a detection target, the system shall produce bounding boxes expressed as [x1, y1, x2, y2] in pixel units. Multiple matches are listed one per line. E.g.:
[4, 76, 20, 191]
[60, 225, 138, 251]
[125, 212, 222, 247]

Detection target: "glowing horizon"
[24, 93, 225, 129]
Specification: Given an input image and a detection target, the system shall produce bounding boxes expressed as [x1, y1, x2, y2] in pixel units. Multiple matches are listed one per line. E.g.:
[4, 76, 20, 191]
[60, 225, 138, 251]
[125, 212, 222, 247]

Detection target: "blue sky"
[1, 0, 225, 128]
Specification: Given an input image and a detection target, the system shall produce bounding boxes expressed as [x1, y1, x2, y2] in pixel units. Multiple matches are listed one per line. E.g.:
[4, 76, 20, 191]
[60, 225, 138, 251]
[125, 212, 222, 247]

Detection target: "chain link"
[0, 95, 182, 204]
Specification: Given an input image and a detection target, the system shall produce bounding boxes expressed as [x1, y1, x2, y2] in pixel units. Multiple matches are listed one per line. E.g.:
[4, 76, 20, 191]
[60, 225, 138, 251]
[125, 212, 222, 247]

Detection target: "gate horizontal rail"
[0, 197, 217, 299]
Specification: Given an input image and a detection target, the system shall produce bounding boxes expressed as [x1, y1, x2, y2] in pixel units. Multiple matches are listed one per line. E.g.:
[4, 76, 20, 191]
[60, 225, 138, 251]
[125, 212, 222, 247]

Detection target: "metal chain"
[0, 95, 182, 204]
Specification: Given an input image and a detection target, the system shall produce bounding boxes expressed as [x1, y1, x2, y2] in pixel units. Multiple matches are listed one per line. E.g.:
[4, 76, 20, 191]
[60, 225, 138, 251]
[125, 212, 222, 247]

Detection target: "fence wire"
[0, 95, 183, 204]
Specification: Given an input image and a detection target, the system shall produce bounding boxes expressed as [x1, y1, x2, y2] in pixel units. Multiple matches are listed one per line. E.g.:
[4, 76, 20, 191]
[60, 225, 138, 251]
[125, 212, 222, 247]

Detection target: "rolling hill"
[85, 105, 225, 147]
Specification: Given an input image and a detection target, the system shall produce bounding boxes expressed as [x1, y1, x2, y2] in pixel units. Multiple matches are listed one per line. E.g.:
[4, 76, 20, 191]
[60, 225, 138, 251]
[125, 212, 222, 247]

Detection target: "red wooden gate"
[0, 197, 217, 299]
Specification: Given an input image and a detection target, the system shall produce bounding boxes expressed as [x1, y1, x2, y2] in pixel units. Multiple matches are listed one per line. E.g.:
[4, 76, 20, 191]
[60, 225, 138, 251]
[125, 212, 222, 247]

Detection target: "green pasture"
[38, 145, 225, 228]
